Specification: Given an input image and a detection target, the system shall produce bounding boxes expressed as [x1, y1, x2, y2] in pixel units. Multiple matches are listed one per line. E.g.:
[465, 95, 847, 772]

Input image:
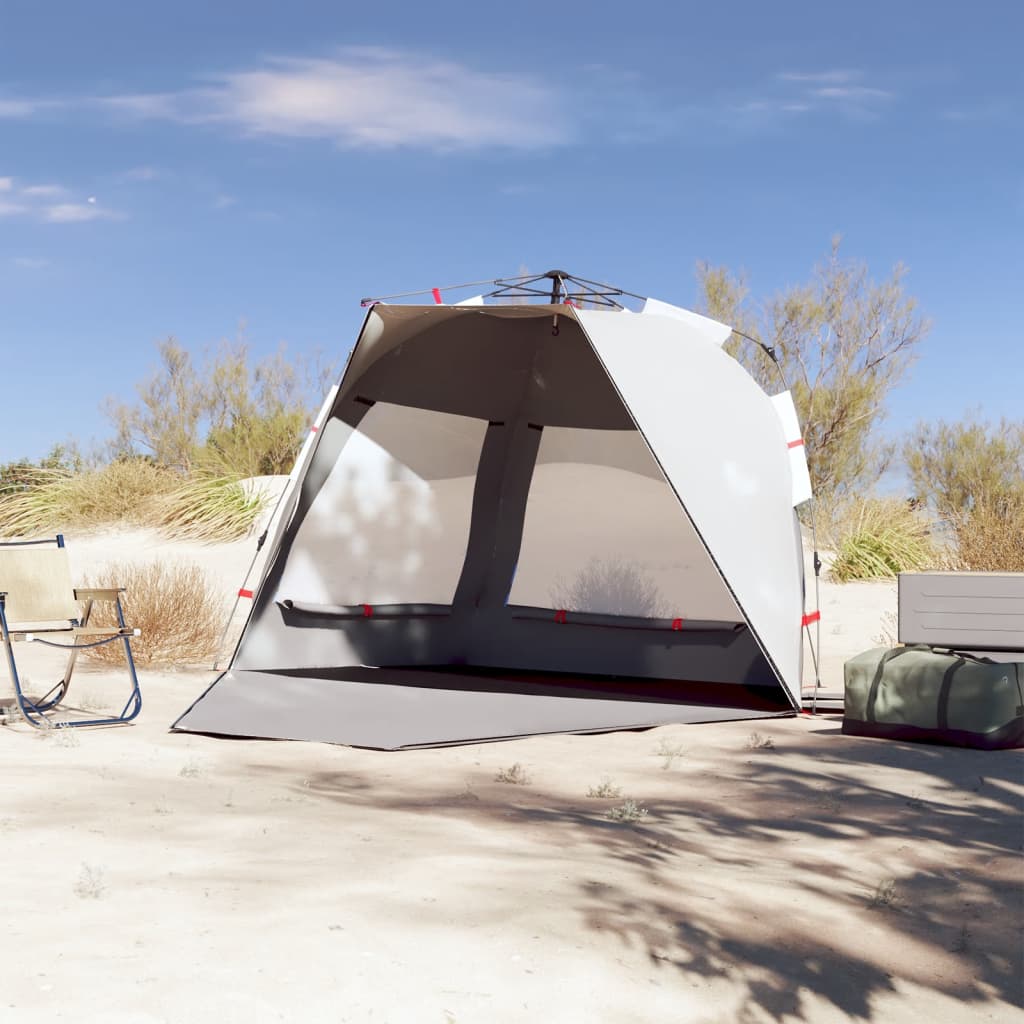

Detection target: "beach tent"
[174, 273, 814, 748]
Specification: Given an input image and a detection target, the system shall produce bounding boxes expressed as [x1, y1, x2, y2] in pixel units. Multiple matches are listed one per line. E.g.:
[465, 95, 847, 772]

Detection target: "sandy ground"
[1, 513, 1021, 1023]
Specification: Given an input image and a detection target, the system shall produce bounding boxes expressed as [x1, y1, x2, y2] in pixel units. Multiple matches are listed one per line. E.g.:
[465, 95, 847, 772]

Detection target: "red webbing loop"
[238, 589, 254, 599]
[671, 618, 684, 631]
[554, 609, 567, 624]
[787, 438, 805, 449]
[362, 604, 374, 618]
[802, 610, 821, 627]
[431, 288, 443, 304]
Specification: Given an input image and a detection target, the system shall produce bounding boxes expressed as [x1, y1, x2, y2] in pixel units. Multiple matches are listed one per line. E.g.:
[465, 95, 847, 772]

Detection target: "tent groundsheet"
[178, 667, 792, 750]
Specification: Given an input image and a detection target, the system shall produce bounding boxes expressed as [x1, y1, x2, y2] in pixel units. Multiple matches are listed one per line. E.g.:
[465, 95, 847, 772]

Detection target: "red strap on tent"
[788, 438, 805, 449]
[310, 424, 318, 433]
[802, 610, 820, 626]
[554, 609, 567, 624]
[431, 288, 443, 304]
[362, 604, 374, 618]
[671, 618, 684, 631]
[238, 589, 253, 599]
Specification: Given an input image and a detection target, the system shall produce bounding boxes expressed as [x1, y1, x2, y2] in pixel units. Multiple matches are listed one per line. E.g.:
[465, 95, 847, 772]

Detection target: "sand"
[1, 520, 1021, 1023]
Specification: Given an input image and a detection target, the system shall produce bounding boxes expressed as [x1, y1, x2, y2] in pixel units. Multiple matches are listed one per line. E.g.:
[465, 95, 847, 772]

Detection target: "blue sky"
[1, 0, 1021, 467]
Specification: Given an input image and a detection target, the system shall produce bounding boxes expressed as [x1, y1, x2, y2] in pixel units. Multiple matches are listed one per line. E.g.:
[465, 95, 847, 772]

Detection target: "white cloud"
[745, 69, 893, 119]
[102, 49, 568, 150]
[21, 183, 67, 198]
[813, 85, 891, 101]
[777, 70, 860, 85]
[498, 183, 540, 196]
[117, 165, 160, 182]
[940, 99, 1014, 123]
[101, 93, 180, 118]
[0, 177, 120, 222]
[0, 97, 40, 117]
[13, 256, 49, 270]
[44, 202, 116, 223]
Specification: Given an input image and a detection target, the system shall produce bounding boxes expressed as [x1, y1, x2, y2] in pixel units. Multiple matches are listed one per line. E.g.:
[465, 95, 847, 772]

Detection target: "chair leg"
[1, 608, 49, 729]
[33, 597, 95, 712]
[56, 595, 141, 728]
[0, 599, 141, 729]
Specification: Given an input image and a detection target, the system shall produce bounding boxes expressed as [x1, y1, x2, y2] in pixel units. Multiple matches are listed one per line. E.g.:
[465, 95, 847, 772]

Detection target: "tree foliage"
[903, 417, 1024, 517]
[0, 443, 85, 496]
[697, 239, 930, 504]
[106, 336, 336, 477]
[902, 416, 1024, 572]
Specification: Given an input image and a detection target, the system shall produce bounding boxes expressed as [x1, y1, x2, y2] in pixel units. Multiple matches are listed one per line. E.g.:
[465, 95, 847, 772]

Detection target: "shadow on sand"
[287, 727, 1023, 1021]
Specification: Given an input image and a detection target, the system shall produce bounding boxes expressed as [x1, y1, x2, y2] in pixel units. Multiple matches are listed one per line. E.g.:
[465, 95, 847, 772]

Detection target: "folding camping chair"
[0, 535, 141, 728]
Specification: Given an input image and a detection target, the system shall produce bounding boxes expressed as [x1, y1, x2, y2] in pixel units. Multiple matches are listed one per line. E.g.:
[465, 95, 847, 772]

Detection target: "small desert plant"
[494, 763, 531, 785]
[586, 778, 623, 799]
[549, 558, 667, 617]
[652, 738, 687, 770]
[869, 877, 898, 909]
[150, 472, 267, 542]
[745, 731, 775, 751]
[179, 758, 204, 778]
[607, 799, 649, 823]
[81, 560, 225, 667]
[52, 726, 81, 748]
[73, 863, 107, 899]
[828, 498, 939, 582]
[872, 610, 899, 648]
[0, 460, 177, 537]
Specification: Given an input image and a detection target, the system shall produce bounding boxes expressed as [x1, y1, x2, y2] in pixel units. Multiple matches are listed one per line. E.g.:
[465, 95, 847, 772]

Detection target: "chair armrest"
[74, 587, 126, 600]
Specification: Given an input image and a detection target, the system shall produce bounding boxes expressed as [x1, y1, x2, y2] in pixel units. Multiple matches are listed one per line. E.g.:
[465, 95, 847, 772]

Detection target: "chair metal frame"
[0, 535, 142, 728]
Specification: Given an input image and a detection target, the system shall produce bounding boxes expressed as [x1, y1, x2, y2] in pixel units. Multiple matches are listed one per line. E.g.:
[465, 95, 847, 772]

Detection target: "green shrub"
[828, 498, 939, 582]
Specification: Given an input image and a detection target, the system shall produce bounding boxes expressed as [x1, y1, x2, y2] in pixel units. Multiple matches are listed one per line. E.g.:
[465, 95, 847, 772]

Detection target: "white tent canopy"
[175, 297, 811, 749]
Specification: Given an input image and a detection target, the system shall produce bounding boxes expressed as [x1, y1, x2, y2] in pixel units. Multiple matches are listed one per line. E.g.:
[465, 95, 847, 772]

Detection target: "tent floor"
[173, 666, 794, 750]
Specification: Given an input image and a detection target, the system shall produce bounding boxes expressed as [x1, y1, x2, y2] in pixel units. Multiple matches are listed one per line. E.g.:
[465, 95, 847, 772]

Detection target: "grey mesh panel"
[509, 427, 742, 621]
[274, 404, 486, 607]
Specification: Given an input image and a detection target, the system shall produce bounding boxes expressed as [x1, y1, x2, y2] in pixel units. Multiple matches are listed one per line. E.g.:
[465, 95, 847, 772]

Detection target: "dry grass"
[0, 461, 177, 538]
[494, 763, 531, 785]
[952, 494, 1024, 571]
[0, 462, 267, 543]
[150, 474, 268, 542]
[81, 560, 226, 667]
[828, 498, 941, 582]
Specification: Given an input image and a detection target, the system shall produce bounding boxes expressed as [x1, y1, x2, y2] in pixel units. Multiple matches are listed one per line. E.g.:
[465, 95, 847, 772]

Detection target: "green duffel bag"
[843, 646, 1024, 750]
